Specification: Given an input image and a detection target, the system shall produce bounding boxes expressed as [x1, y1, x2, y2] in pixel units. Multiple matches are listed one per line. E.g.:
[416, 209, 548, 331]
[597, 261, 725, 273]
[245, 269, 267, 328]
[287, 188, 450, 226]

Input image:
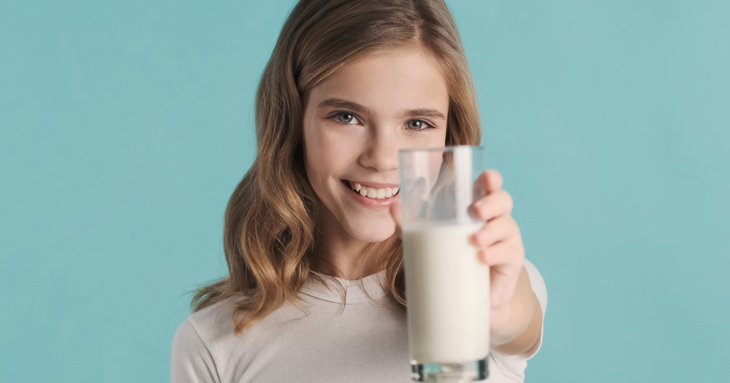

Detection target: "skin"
[301, 45, 541, 355]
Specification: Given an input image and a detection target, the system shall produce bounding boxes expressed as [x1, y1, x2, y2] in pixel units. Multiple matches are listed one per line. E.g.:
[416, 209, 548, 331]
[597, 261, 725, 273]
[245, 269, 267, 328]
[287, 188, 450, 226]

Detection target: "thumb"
[390, 202, 402, 238]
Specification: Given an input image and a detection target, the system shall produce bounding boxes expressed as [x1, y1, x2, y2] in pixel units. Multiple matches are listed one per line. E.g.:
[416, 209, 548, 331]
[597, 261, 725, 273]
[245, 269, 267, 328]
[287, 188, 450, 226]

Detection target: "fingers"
[470, 189, 514, 222]
[478, 240, 524, 267]
[473, 170, 502, 200]
[481, 240, 524, 310]
[472, 215, 519, 248]
[482, 170, 503, 193]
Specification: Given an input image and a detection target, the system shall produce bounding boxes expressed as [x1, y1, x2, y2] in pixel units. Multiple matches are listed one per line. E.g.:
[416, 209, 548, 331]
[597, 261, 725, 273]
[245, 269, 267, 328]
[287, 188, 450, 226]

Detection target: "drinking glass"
[399, 146, 489, 382]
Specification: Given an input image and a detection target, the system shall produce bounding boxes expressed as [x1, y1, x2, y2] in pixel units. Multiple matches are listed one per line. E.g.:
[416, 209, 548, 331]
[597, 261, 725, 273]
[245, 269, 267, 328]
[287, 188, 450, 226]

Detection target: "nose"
[358, 128, 399, 172]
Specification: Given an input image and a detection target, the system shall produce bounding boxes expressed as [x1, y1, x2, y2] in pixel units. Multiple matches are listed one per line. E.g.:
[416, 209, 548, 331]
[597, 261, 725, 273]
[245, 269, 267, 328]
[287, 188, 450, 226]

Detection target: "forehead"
[307, 46, 450, 114]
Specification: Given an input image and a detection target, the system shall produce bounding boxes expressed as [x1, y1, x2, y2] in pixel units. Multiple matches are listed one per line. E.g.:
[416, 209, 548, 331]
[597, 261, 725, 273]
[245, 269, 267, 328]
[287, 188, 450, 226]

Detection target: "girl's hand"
[391, 170, 540, 352]
[389, 170, 525, 313]
[469, 170, 528, 340]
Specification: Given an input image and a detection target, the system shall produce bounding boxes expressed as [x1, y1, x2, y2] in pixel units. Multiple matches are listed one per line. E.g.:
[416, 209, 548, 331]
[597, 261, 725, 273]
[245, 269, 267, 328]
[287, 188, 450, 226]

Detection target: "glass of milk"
[399, 146, 489, 382]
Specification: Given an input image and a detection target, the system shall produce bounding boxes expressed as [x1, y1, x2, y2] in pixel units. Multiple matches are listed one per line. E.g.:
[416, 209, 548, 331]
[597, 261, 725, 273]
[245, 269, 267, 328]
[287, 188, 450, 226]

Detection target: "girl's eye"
[334, 112, 359, 125]
[406, 119, 433, 131]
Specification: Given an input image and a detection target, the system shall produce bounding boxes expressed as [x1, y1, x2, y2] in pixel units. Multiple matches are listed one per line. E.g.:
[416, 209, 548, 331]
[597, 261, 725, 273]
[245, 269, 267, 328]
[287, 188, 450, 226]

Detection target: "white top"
[171, 259, 547, 383]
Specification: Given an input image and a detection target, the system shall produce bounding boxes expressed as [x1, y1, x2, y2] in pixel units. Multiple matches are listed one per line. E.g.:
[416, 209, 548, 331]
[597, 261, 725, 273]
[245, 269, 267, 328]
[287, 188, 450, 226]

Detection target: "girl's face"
[302, 46, 449, 244]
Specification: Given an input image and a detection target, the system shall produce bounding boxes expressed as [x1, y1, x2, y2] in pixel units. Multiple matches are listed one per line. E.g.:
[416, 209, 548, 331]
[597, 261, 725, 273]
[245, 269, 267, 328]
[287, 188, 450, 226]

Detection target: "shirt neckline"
[300, 269, 388, 304]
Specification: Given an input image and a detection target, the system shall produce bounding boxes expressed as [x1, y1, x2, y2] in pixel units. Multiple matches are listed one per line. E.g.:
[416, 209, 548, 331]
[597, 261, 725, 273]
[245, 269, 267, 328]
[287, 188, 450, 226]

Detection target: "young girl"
[171, 0, 547, 382]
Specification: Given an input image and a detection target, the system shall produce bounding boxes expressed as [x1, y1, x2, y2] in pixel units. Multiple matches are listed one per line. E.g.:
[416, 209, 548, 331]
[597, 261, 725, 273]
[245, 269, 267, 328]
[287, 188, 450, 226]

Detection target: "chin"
[347, 221, 397, 243]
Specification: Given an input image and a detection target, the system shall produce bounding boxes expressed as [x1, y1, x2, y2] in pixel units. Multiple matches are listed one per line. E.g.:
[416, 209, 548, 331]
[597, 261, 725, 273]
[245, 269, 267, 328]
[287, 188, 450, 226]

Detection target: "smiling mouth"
[342, 180, 400, 200]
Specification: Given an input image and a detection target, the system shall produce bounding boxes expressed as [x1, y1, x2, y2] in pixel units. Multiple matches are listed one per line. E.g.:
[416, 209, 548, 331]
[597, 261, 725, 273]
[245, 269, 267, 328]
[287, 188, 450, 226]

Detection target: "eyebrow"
[402, 108, 446, 121]
[318, 98, 373, 116]
[318, 98, 446, 121]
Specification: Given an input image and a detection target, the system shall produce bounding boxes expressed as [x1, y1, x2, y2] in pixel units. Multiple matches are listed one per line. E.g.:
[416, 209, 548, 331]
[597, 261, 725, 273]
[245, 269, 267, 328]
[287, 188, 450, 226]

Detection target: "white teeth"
[348, 181, 399, 200]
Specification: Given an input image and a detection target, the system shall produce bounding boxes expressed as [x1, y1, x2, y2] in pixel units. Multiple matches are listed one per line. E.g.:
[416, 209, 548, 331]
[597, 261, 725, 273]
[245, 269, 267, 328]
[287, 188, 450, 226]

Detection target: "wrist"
[490, 268, 541, 354]
[490, 288, 531, 346]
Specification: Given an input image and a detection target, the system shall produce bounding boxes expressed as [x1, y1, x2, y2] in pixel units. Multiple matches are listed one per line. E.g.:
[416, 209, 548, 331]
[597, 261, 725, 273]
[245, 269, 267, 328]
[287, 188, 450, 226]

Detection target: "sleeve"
[171, 318, 221, 383]
[517, 258, 548, 360]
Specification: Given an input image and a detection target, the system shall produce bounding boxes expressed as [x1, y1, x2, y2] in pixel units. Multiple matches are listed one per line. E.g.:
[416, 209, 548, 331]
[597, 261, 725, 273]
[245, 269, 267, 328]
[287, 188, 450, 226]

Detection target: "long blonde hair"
[191, 0, 482, 334]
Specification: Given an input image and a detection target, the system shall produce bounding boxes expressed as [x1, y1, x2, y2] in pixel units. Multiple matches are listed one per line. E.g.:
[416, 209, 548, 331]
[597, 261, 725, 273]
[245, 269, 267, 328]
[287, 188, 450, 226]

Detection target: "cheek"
[303, 124, 353, 181]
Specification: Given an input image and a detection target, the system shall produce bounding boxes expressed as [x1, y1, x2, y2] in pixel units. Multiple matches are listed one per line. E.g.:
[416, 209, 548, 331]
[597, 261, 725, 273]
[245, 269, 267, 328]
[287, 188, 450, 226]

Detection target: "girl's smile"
[341, 179, 400, 209]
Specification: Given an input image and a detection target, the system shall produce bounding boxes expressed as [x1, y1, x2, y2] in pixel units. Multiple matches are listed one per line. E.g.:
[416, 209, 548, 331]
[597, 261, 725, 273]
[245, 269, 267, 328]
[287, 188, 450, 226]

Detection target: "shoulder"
[173, 296, 244, 353]
[171, 298, 241, 383]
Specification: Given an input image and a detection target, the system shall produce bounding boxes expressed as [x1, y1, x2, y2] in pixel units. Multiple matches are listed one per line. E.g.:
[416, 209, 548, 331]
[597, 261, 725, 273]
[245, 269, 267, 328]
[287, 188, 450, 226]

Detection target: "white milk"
[402, 222, 490, 364]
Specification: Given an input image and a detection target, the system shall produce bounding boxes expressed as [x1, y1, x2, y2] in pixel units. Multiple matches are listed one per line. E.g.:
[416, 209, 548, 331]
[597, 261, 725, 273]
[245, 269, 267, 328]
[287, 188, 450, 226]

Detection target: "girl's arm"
[469, 170, 545, 356]
[490, 266, 543, 355]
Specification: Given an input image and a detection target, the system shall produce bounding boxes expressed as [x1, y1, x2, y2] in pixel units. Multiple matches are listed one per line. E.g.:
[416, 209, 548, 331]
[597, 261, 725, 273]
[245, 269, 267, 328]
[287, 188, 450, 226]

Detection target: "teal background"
[1, 0, 728, 381]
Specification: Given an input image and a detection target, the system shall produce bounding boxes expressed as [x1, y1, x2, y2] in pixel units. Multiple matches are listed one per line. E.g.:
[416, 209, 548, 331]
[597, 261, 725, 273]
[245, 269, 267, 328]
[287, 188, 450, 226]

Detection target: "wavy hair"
[191, 0, 482, 334]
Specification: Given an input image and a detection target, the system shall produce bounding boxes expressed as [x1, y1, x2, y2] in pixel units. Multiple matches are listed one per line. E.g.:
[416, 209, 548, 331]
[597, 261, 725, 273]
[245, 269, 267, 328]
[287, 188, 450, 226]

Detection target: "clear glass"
[399, 146, 490, 382]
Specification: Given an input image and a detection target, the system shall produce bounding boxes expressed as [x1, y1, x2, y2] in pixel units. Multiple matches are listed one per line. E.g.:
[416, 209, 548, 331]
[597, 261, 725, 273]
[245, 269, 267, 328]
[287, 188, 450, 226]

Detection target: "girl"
[171, 0, 547, 382]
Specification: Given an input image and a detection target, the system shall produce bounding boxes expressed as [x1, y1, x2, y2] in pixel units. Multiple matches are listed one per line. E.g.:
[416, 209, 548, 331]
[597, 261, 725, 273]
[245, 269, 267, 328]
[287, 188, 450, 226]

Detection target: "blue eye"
[406, 120, 432, 131]
[335, 112, 358, 125]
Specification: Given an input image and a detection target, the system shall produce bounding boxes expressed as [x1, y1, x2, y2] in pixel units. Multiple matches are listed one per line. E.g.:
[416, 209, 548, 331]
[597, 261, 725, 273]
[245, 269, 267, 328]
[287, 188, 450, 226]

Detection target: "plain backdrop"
[1, 0, 729, 382]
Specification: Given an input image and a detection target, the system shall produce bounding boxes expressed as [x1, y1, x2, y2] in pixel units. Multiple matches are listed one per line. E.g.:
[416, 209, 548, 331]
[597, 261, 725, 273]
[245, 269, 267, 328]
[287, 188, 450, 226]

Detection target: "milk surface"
[402, 222, 490, 364]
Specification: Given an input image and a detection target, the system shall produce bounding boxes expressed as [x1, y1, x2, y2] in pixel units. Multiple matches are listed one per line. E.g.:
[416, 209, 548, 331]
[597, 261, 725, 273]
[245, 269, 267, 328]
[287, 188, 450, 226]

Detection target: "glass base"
[411, 358, 488, 382]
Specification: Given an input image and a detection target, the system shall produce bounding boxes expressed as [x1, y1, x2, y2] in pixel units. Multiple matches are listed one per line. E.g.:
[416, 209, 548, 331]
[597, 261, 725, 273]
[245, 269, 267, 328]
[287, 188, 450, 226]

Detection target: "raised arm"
[469, 170, 545, 355]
